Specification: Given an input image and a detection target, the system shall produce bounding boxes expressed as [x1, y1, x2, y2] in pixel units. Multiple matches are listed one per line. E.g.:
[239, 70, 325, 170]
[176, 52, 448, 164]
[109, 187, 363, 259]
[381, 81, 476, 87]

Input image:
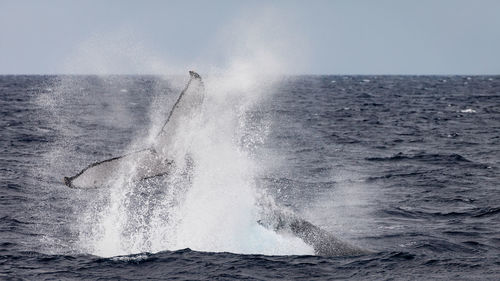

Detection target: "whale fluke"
[64, 71, 204, 189]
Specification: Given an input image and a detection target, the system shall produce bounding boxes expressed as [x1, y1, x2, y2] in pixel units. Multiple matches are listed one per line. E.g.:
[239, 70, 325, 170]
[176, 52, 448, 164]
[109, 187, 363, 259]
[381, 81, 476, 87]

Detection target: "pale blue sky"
[1, 0, 499, 74]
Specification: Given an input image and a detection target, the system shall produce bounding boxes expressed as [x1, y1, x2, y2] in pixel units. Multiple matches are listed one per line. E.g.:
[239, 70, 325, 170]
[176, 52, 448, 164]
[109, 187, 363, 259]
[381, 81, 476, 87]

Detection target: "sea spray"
[169, 69, 313, 255]
[74, 71, 313, 257]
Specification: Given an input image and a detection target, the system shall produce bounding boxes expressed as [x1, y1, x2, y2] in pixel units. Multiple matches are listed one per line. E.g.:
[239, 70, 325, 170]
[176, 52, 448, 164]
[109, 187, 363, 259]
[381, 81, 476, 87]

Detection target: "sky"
[1, 0, 499, 75]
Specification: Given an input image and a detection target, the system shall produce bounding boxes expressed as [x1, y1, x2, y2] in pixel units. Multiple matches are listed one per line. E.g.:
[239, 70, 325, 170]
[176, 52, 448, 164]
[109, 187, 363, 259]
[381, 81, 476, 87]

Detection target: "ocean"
[1, 75, 499, 280]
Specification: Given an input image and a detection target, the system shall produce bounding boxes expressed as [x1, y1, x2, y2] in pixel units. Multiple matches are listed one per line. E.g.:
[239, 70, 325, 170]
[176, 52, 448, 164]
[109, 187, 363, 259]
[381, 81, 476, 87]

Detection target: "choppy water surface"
[1, 75, 499, 279]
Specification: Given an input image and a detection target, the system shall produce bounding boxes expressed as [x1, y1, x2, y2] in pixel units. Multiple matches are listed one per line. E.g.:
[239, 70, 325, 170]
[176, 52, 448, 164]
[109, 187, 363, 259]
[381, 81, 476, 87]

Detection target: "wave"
[472, 207, 500, 218]
[366, 152, 490, 168]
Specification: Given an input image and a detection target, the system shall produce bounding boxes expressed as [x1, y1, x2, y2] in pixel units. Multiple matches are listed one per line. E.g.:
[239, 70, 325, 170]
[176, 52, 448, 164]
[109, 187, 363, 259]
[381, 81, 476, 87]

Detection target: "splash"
[72, 70, 313, 257]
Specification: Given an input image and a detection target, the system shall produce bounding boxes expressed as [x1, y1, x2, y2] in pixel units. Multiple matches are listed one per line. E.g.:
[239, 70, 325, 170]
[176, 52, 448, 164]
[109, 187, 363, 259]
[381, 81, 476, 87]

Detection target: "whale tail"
[64, 71, 204, 189]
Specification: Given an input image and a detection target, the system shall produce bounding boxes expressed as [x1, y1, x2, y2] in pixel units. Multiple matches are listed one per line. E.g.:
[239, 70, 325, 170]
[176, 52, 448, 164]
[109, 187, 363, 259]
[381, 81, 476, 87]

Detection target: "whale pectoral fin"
[258, 208, 370, 257]
[288, 218, 369, 256]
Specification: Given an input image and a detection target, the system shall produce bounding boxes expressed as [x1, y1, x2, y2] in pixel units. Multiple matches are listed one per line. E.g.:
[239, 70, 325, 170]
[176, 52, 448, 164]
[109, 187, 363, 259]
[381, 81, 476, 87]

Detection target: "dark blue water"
[1, 75, 500, 279]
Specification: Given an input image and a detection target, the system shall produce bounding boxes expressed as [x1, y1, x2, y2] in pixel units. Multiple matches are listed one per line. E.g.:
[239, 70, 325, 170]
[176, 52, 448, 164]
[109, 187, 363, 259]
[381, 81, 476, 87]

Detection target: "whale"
[63, 71, 369, 256]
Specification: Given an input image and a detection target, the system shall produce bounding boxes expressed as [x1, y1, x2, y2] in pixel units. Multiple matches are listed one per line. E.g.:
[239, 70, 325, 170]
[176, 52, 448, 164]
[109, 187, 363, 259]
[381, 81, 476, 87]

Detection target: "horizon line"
[1, 73, 499, 76]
